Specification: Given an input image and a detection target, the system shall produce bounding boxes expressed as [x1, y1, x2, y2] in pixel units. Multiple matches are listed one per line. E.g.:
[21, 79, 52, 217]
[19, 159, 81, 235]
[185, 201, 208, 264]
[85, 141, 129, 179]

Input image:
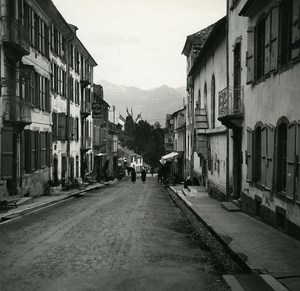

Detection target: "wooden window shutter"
[24, 130, 31, 173]
[37, 132, 41, 169]
[270, 5, 279, 72]
[264, 11, 271, 75]
[246, 128, 253, 182]
[31, 131, 36, 171]
[292, 0, 300, 59]
[286, 122, 296, 199]
[50, 133, 53, 166]
[265, 125, 275, 190]
[296, 123, 300, 202]
[246, 26, 255, 84]
[261, 125, 267, 187]
[1, 127, 14, 180]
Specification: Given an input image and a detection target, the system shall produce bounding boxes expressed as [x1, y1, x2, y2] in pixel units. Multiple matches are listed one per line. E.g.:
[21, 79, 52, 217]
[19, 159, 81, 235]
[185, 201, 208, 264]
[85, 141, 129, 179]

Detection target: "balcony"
[1, 17, 30, 60]
[2, 96, 32, 128]
[80, 72, 91, 88]
[81, 101, 92, 119]
[218, 87, 244, 128]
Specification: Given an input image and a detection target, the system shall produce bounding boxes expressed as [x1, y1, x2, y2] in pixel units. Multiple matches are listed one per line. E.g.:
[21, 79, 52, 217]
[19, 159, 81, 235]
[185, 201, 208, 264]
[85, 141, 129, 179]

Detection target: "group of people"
[130, 168, 147, 183]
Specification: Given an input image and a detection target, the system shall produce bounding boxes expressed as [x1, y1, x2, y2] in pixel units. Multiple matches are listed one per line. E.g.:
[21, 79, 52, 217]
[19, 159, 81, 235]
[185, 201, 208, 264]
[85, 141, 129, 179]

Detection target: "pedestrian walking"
[150, 167, 154, 177]
[141, 168, 147, 183]
[157, 167, 163, 183]
[131, 169, 136, 183]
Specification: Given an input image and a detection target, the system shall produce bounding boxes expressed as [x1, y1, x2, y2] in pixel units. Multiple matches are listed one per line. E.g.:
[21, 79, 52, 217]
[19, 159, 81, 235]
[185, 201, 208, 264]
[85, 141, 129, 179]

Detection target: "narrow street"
[0, 177, 229, 291]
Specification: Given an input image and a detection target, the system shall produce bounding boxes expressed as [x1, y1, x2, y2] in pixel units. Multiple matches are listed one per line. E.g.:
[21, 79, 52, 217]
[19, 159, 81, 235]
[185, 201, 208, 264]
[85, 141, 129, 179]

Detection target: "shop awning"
[96, 153, 107, 157]
[160, 152, 179, 163]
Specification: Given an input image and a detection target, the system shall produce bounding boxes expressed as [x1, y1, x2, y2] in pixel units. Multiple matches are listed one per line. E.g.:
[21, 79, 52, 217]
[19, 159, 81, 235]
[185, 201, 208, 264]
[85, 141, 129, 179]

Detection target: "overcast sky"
[52, 0, 226, 90]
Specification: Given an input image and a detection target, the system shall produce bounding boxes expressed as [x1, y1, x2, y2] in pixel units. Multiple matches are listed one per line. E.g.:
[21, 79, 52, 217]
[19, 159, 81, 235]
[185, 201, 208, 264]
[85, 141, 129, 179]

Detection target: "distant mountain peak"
[98, 80, 186, 124]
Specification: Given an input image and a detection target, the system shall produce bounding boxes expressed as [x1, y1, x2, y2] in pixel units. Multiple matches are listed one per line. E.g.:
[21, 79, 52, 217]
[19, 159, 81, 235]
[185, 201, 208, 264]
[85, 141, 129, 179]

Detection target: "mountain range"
[98, 80, 186, 125]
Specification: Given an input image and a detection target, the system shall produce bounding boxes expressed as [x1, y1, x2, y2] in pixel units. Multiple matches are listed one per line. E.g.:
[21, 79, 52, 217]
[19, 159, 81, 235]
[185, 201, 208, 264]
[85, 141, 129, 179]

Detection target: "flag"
[118, 114, 126, 126]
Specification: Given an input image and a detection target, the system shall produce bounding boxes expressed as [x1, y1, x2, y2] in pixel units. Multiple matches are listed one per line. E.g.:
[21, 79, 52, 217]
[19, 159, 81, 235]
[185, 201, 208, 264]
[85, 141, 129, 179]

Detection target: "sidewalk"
[169, 185, 300, 291]
[0, 180, 117, 224]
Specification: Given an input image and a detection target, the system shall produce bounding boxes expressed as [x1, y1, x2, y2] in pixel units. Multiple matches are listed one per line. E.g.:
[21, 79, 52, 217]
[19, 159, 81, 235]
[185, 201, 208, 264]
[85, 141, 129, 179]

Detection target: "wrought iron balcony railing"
[1, 17, 30, 57]
[218, 86, 244, 118]
[3, 96, 32, 124]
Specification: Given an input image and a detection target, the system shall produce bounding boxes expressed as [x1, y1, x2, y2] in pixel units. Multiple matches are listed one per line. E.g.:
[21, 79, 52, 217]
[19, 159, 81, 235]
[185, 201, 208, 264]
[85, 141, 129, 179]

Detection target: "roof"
[239, 0, 261, 16]
[73, 36, 98, 67]
[171, 107, 185, 118]
[181, 24, 215, 56]
[188, 16, 226, 77]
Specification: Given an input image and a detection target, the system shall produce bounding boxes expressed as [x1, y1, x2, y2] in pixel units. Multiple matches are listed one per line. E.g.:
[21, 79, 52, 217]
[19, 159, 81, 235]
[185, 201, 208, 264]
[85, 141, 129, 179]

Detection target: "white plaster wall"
[191, 26, 227, 189]
[229, 0, 300, 226]
[207, 134, 227, 191]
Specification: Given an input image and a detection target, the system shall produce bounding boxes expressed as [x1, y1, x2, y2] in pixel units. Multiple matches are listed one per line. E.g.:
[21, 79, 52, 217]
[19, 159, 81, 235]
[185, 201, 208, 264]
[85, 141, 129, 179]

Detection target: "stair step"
[221, 201, 240, 212]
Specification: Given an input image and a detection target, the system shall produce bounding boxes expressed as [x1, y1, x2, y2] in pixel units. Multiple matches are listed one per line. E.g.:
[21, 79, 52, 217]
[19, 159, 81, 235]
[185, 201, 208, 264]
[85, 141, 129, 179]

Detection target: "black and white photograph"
[1, 0, 300, 290]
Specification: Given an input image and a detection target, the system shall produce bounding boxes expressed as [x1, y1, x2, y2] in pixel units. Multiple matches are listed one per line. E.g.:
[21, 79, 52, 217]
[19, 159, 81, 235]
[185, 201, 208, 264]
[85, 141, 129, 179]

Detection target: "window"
[52, 112, 58, 141]
[70, 44, 74, 69]
[31, 131, 38, 171]
[62, 70, 66, 97]
[1, 127, 13, 180]
[75, 50, 80, 74]
[256, 15, 266, 80]
[277, 120, 288, 193]
[75, 81, 80, 104]
[69, 76, 74, 101]
[233, 41, 242, 109]
[246, 5, 280, 83]
[74, 117, 79, 141]
[203, 83, 207, 109]
[34, 72, 39, 108]
[280, 0, 300, 65]
[253, 125, 262, 183]
[58, 113, 66, 141]
[247, 124, 275, 190]
[285, 121, 300, 202]
[211, 75, 215, 129]
[40, 132, 46, 167]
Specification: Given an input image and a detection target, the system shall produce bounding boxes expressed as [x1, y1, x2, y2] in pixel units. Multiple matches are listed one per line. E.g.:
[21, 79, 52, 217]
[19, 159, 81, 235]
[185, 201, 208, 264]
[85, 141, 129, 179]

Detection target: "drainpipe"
[226, 0, 230, 201]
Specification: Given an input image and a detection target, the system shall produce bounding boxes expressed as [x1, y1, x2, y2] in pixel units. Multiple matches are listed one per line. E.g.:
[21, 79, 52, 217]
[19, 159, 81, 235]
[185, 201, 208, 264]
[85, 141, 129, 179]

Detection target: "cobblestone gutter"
[165, 187, 250, 274]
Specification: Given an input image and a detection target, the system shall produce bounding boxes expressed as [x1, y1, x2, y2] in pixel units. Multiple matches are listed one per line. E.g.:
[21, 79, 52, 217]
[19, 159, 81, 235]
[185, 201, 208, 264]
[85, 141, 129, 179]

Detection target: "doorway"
[232, 128, 242, 199]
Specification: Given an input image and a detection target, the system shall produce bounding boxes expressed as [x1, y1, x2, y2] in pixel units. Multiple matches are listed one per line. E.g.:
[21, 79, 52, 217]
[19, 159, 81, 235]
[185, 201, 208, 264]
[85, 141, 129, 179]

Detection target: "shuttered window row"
[24, 2, 50, 58]
[247, 120, 300, 203]
[52, 113, 79, 142]
[51, 63, 66, 97]
[1, 129, 53, 179]
[246, 1, 300, 84]
[19, 73, 50, 112]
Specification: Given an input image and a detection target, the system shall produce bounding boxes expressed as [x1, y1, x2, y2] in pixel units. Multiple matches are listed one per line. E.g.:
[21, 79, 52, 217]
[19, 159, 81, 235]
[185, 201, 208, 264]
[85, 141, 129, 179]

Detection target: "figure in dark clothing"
[157, 168, 163, 183]
[150, 167, 154, 177]
[131, 169, 136, 183]
[184, 176, 192, 188]
[141, 168, 147, 183]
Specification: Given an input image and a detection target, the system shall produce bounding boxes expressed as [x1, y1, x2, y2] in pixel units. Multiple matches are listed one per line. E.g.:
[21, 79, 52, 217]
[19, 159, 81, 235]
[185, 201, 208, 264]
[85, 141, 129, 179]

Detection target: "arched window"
[233, 40, 241, 110]
[211, 75, 215, 129]
[203, 83, 207, 109]
[276, 118, 289, 192]
[255, 15, 266, 80]
[253, 122, 263, 183]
